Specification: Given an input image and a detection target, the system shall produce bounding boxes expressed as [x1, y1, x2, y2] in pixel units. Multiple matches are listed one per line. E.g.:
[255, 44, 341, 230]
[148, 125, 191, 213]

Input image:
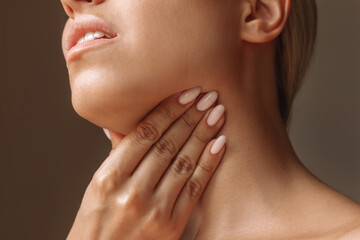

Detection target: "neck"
[180, 42, 316, 238]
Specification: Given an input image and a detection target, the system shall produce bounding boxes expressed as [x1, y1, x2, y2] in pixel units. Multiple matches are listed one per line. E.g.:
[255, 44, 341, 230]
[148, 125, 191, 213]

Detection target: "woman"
[60, 0, 360, 239]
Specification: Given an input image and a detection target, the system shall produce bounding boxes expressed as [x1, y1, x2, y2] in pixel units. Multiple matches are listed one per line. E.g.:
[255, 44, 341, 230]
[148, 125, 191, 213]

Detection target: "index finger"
[106, 86, 202, 175]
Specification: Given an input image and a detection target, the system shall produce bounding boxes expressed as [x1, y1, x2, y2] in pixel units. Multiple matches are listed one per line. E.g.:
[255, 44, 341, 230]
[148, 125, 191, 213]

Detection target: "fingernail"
[103, 128, 111, 140]
[196, 91, 218, 111]
[178, 87, 202, 105]
[207, 104, 225, 126]
[210, 135, 226, 155]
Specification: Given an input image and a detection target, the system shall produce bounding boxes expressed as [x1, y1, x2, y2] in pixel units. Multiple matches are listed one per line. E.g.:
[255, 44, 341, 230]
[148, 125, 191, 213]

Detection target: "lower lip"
[65, 36, 118, 62]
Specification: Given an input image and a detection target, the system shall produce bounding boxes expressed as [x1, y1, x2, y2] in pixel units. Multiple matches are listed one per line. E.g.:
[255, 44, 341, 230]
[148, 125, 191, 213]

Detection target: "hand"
[67, 87, 227, 240]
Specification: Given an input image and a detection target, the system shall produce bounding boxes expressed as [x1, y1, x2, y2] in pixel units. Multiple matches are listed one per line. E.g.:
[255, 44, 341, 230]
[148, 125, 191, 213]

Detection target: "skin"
[65, 91, 228, 239]
[60, 0, 360, 239]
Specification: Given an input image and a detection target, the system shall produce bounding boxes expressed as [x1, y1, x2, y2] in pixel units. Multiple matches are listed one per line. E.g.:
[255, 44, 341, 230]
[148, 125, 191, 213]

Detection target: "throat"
[177, 89, 311, 238]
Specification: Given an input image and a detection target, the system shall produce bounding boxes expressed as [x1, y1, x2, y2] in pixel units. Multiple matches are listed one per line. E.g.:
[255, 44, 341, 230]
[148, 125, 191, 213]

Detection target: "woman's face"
[61, 0, 240, 134]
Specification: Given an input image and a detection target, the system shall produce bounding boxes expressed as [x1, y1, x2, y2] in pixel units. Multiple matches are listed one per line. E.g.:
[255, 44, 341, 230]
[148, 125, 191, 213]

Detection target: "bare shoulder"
[339, 225, 360, 240]
[316, 197, 360, 240]
[338, 214, 360, 240]
[319, 187, 360, 240]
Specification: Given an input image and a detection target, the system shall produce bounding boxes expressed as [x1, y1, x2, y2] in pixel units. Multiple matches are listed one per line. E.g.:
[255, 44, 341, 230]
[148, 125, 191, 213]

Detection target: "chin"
[66, 45, 202, 136]
[68, 76, 136, 136]
[71, 91, 148, 135]
[71, 90, 151, 136]
[69, 68, 186, 136]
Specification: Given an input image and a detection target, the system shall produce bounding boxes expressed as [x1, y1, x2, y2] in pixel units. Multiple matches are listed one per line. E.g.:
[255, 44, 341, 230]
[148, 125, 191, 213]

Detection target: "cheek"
[118, 0, 237, 80]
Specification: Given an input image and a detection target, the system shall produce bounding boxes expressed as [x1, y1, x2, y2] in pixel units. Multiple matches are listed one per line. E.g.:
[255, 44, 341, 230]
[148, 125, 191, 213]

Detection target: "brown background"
[0, 0, 359, 239]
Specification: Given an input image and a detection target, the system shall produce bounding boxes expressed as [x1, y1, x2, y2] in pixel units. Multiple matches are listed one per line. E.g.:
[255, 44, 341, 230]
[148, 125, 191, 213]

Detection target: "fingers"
[171, 136, 226, 223]
[131, 91, 219, 190]
[103, 87, 202, 176]
[154, 104, 225, 208]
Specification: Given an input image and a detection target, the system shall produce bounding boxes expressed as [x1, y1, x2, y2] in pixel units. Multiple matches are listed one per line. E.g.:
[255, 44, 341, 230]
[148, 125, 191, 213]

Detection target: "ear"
[240, 0, 291, 43]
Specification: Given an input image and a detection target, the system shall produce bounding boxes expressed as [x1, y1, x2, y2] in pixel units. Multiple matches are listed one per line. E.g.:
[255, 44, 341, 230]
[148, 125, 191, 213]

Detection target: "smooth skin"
[60, 0, 360, 239]
[67, 90, 226, 240]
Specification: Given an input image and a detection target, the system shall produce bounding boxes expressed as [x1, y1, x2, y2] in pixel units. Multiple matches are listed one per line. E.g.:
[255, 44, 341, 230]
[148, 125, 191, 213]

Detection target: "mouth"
[63, 15, 118, 62]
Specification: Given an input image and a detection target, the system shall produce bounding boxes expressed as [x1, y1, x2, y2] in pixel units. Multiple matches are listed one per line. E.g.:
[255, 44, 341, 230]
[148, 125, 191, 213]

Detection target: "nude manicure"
[207, 104, 225, 126]
[178, 87, 202, 105]
[210, 135, 226, 155]
[196, 91, 218, 111]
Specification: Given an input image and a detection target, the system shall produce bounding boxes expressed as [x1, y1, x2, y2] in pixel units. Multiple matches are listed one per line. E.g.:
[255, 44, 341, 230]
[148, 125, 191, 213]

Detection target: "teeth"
[77, 36, 85, 44]
[94, 31, 105, 38]
[77, 31, 112, 44]
[85, 32, 95, 41]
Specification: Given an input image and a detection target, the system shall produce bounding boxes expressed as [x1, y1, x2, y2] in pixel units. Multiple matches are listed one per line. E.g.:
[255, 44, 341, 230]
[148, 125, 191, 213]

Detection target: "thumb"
[103, 128, 126, 150]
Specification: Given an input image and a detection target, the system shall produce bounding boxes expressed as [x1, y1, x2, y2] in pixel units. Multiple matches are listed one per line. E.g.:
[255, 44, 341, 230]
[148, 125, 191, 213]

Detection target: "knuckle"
[154, 137, 177, 158]
[186, 177, 203, 200]
[115, 189, 143, 212]
[92, 171, 118, 194]
[172, 155, 194, 175]
[193, 131, 209, 145]
[198, 159, 213, 174]
[135, 121, 159, 144]
[160, 103, 178, 121]
[140, 207, 166, 237]
[181, 113, 197, 129]
[148, 207, 165, 225]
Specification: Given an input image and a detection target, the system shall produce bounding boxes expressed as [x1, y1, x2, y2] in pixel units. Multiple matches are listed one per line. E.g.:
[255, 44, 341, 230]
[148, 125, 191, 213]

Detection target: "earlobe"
[240, 0, 291, 43]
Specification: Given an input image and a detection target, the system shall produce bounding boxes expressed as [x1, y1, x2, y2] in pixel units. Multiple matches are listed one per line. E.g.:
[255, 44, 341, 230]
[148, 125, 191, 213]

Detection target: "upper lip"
[62, 15, 118, 58]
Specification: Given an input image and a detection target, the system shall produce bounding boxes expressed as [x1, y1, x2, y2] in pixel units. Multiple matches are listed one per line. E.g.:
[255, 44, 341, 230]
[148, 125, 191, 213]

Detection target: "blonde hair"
[275, 0, 318, 128]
